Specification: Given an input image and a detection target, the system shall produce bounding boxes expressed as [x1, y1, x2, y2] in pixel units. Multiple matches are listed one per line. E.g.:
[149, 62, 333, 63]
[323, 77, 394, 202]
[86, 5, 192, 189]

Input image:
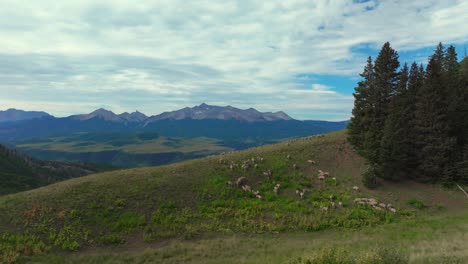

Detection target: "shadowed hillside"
[0, 144, 114, 195]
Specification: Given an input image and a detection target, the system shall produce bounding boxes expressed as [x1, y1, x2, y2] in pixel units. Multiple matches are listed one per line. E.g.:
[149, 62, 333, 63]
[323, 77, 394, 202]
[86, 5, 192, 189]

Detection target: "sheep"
[318, 175, 325, 181]
[242, 185, 252, 192]
[307, 160, 316, 164]
[263, 170, 273, 179]
[256, 194, 263, 200]
[379, 203, 387, 209]
[389, 207, 397, 213]
[273, 183, 281, 194]
[352, 186, 359, 191]
[293, 163, 298, 170]
[254, 164, 258, 169]
[286, 154, 291, 159]
[320, 207, 329, 213]
[230, 164, 234, 171]
[295, 190, 300, 195]
[226, 181, 233, 186]
[338, 201, 343, 208]
[330, 202, 336, 209]
[236, 177, 248, 187]
[300, 192, 304, 199]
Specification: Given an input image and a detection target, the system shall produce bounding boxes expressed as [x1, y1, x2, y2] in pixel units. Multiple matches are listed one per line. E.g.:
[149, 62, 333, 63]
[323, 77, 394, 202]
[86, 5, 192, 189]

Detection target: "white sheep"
[352, 186, 359, 191]
[320, 207, 328, 213]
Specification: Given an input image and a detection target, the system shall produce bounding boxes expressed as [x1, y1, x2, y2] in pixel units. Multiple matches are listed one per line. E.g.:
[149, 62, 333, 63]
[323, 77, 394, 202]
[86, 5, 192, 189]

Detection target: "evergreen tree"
[364, 42, 400, 165]
[379, 63, 410, 180]
[348, 56, 374, 154]
[405, 62, 425, 172]
[413, 46, 456, 182]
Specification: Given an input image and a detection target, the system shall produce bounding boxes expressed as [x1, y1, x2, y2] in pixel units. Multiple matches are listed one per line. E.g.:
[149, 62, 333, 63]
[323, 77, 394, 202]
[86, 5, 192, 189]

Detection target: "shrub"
[99, 234, 125, 245]
[362, 164, 379, 189]
[408, 199, 427, 210]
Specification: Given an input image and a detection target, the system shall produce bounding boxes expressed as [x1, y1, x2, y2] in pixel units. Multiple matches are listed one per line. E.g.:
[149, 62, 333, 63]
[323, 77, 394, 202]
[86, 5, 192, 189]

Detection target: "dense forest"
[348, 42, 468, 187]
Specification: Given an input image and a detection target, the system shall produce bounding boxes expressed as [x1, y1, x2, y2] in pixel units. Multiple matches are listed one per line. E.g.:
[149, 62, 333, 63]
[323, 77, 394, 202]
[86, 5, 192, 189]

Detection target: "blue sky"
[0, 0, 467, 121]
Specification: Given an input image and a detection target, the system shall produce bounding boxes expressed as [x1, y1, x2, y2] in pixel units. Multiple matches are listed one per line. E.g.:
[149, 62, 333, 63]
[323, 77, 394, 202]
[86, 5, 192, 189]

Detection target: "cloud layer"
[1, 0, 467, 120]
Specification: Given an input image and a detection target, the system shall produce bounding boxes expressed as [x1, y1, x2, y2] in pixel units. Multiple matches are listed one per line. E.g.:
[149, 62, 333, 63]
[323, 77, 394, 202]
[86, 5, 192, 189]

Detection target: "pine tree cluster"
[348, 42, 468, 186]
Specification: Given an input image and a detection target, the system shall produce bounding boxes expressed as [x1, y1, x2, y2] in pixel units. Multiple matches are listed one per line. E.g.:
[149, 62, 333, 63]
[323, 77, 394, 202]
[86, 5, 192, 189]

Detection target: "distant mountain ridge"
[145, 103, 293, 123]
[70, 108, 147, 123]
[0, 108, 51, 123]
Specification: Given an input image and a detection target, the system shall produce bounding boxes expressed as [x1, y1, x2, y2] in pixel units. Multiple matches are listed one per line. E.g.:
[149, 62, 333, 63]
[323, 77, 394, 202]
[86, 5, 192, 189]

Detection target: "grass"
[1, 130, 467, 263]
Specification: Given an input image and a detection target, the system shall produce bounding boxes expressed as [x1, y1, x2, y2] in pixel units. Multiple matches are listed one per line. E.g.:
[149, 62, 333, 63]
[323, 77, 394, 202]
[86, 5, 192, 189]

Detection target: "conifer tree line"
[348, 42, 468, 187]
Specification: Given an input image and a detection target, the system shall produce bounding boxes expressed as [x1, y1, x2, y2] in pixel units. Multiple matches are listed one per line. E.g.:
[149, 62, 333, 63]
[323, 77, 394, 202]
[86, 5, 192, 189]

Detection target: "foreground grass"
[24, 212, 468, 263]
[1, 131, 467, 263]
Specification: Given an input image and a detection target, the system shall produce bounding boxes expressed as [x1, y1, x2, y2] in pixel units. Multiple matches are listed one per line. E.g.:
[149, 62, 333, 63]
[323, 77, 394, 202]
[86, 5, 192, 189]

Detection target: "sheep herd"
[354, 198, 397, 213]
[218, 134, 397, 215]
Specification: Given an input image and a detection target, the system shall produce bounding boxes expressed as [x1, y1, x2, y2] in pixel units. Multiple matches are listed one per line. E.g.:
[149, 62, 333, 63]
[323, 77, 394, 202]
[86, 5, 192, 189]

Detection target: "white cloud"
[0, 0, 467, 120]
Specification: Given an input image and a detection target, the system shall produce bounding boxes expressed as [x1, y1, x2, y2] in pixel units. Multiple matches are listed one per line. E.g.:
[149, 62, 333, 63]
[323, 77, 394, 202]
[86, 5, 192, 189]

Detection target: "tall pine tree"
[379, 63, 410, 180]
[413, 44, 456, 182]
[348, 56, 374, 154]
[364, 42, 400, 165]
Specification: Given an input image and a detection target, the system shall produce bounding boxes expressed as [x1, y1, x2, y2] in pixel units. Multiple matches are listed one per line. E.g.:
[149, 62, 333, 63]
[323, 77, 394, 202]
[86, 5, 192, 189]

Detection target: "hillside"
[0, 144, 112, 195]
[0, 131, 467, 263]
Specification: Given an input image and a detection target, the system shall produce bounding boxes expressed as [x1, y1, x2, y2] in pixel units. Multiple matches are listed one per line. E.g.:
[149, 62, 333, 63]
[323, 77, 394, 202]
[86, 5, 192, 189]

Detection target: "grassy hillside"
[0, 130, 467, 263]
[0, 144, 113, 195]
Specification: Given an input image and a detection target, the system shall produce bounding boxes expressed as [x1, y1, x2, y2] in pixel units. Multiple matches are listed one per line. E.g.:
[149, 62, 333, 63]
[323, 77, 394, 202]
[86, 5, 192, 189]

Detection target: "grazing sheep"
[352, 186, 359, 191]
[318, 175, 325, 181]
[293, 163, 298, 170]
[256, 194, 262, 200]
[320, 207, 328, 213]
[263, 170, 273, 179]
[242, 185, 252, 192]
[307, 160, 316, 164]
[338, 201, 343, 208]
[379, 203, 387, 208]
[295, 190, 300, 195]
[330, 202, 336, 209]
[230, 164, 234, 171]
[387, 204, 393, 209]
[300, 192, 304, 199]
[389, 207, 397, 213]
[236, 177, 248, 187]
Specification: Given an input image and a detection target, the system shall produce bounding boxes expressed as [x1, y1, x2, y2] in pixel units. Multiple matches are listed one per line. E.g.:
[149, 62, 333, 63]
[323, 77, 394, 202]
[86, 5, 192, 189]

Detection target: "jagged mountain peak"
[145, 104, 294, 123]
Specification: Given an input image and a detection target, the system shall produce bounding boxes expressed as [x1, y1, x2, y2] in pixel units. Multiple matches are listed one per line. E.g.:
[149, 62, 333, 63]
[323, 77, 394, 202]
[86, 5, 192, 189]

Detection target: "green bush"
[99, 234, 125, 245]
[362, 165, 379, 189]
[408, 199, 427, 210]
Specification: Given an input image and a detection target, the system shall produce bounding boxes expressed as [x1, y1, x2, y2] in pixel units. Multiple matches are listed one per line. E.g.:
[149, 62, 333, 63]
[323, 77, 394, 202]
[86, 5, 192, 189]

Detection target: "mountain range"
[0, 104, 348, 142]
[0, 104, 294, 124]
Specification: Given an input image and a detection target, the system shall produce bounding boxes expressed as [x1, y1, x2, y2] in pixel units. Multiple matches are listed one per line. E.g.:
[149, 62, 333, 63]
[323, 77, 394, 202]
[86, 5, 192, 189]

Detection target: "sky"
[0, 0, 467, 121]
